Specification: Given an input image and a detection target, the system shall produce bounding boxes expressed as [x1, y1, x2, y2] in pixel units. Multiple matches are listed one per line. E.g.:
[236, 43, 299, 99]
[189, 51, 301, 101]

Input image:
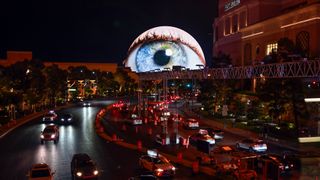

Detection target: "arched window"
[244, 43, 252, 65]
[296, 31, 309, 57]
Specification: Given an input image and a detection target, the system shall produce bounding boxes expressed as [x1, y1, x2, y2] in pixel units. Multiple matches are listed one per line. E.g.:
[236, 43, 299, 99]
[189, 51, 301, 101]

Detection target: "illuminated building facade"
[213, 0, 320, 66]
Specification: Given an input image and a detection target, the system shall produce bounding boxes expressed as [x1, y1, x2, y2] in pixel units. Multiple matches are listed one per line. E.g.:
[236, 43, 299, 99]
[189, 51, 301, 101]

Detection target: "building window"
[244, 43, 252, 65]
[296, 31, 309, 57]
[225, 17, 231, 35]
[266, 43, 278, 55]
[232, 14, 238, 33]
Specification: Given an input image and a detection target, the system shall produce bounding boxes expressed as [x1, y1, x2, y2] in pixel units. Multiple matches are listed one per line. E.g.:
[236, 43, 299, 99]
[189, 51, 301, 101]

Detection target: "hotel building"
[213, 0, 320, 66]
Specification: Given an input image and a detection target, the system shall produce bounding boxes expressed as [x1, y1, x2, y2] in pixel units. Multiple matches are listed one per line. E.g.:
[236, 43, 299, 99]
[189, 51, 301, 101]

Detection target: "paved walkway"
[180, 105, 320, 156]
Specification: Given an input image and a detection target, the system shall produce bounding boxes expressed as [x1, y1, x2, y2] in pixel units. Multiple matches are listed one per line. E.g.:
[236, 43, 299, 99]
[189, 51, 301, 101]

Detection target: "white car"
[42, 111, 58, 123]
[127, 114, 143, 125]
[27, 163, 54, 180]
[190, 132, 216, 145]
[183, 118, 199, 129]
[139, 150, 176, 177]
[236, 138, 267, 152]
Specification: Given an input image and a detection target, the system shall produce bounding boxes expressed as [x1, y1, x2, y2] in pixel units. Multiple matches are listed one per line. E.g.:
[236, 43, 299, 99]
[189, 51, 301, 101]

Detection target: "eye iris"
[135, 41, 187, 72]
[153, 49, 171, 66]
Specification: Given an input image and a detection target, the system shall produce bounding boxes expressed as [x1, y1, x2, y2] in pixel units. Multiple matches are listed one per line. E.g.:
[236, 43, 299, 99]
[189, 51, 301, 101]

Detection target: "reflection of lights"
[165, 49, 173, 56]
[93, 170, 99, 175]
[76, 172, 83, 177]
[304, 98, 320, 102]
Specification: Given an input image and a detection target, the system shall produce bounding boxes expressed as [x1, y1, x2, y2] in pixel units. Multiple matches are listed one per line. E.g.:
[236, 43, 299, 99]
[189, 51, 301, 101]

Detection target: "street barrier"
[137, 140, 142, 151]
[112, 134, 117, 141]
[177, 152, 183, 163]
[121, 124, 127, 131]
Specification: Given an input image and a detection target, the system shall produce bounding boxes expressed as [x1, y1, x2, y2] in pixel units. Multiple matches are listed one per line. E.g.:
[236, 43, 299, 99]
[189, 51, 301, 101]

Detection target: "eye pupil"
[153, 49, 171, 66]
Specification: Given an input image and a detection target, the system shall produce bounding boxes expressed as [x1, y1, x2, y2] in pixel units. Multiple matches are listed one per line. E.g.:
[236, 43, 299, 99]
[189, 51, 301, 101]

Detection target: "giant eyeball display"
[124, 26, 206, 72]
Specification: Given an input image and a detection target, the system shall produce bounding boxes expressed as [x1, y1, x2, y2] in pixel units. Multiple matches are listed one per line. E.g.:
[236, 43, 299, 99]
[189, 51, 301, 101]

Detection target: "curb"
[94, 107, 216, 177]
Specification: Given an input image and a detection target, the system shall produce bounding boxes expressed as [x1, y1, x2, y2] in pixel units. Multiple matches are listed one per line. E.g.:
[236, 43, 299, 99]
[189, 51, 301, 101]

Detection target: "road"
[0, 100, 212, 180]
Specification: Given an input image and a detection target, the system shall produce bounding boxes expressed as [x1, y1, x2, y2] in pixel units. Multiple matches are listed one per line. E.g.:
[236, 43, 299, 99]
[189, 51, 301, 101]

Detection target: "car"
[40, 125, 59, 144]
[232, 169, 257, 180]
[27, 163, 55, 180]
[198, 128, 224, 140]
[42, 111, 58, 123]
[126, 114, 143, 125]
[58, 113, 74, 125]
[281, 151, 301, 170]
[82, 101, 91, 107]
[183, 118, 199, 129]
[236, 138, 267, 152]
[71, 153, 99, 180]
[205, 128, 224, 140]
[189, 133, 215, 145]
[139, 150, 176, 177]
[155, 134, 170, 146]
[211, 145, 237, 154]
[259, 154, 295, 174]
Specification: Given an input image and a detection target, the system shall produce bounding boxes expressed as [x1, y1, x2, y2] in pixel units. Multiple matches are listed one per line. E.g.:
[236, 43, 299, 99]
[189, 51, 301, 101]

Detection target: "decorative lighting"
[281, 17, 320, 29]
[242, 31, 264, 39]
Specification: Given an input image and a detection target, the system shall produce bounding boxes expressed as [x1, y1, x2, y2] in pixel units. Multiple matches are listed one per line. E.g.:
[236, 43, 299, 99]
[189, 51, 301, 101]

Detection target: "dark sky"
[1, 0, 218, 64]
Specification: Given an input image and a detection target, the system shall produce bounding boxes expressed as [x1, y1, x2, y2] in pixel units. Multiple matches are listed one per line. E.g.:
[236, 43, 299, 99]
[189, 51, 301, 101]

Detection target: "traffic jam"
[105, 98, 302, 179]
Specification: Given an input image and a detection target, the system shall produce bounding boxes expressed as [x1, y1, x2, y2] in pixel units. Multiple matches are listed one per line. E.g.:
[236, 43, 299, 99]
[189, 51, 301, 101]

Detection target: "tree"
[44, 64, 67, 106]
[211, 51, 232, 68]
[114, 68, 137, 96]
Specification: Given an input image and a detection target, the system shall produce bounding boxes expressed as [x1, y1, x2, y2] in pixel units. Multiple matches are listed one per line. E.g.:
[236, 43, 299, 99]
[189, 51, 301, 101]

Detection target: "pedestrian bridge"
[138, 60, 320, 80]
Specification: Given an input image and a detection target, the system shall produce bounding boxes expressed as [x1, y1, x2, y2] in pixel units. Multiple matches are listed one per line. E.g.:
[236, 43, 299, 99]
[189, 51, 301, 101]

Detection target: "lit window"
[266, 43, 278, 55]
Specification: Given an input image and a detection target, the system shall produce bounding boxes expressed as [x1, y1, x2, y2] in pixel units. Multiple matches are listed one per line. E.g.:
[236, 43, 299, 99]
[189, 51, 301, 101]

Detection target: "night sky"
[1, 0, 218, 64]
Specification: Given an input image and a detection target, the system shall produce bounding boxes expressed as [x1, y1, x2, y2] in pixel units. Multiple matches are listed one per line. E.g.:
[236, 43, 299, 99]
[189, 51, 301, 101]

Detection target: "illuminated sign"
[124, 26, 206, 72]
[225, 0, 240, 12]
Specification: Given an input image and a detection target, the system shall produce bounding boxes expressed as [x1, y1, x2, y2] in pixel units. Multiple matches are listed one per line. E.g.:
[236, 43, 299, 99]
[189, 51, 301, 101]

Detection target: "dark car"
[82, 101, 91, 107]
[71, 153, 99, 180]
[259, 154, 294, 174]
[58, 113, 74, 125]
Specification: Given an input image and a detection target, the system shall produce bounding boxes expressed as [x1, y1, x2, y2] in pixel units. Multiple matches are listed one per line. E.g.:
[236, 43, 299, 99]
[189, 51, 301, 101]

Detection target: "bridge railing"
[138, 60, 320, 80]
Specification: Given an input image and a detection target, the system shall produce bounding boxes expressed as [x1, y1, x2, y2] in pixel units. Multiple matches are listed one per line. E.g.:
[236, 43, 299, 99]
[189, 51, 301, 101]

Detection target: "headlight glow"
[172, 166, 176, 171]
[76, 172, 82, 176]
[40, 135, 44, 138]
[68, 118, 72, 121]
[51, 134, 55, 138]
[155, 168, 163, 172]
[93, 170, 98, 175]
